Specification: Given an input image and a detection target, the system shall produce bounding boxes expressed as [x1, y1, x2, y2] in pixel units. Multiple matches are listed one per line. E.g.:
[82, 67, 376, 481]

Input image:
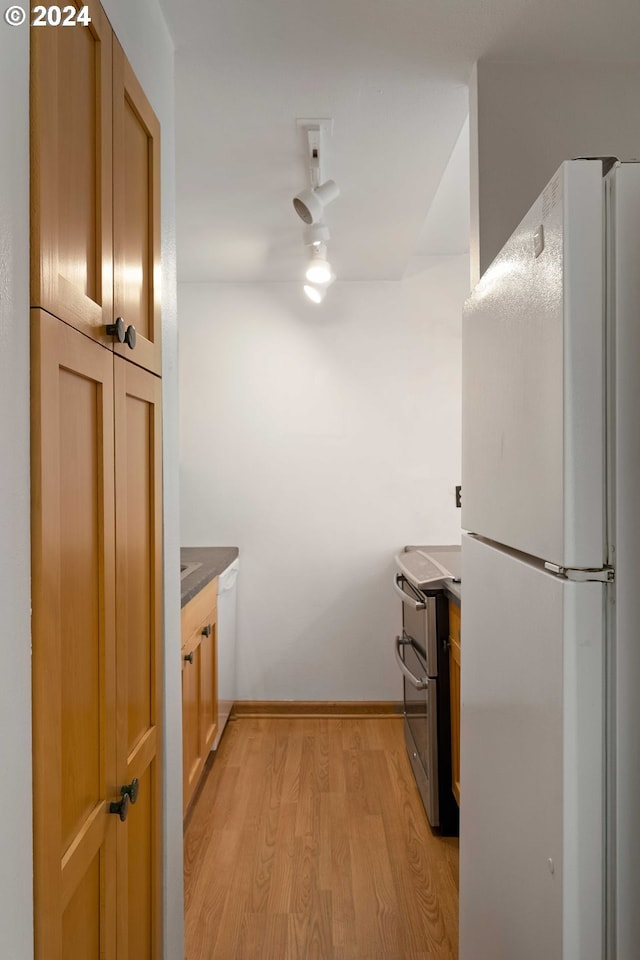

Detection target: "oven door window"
[403, 639, 438, 793]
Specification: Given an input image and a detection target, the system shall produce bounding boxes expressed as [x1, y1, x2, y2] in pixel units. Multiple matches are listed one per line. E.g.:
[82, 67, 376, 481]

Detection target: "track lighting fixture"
[304, 283, 326, 304]
[303, 270, 334, 305]
[294, 119, 339, 305]
[304, 223, 330, 246]
[293, 180, 340, 225]
[305, 243, 332, 284]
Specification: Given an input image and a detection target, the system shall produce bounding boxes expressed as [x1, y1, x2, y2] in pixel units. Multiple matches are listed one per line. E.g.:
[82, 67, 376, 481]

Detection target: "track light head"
[304, 283, 326, 304]
[304, 223, 330, 246]
[293, 180, 340, 225]
[305, 243, 332, 284]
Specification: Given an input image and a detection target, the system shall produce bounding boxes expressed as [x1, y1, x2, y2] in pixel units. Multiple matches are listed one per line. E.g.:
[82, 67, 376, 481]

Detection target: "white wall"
[470, 61, 640, 282]
[101, 2, 183, 956]
[179, 256, 468, 701]
[0, 23, 33, 960]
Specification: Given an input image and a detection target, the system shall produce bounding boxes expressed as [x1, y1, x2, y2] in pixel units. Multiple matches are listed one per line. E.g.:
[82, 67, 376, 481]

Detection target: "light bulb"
[306, 259, 332, 284]
[304, 284, 325, 304]
[305, 242, 332, 284]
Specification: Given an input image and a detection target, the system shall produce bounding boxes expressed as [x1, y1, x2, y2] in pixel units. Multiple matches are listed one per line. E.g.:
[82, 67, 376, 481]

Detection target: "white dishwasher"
[214, 558, 239, 749]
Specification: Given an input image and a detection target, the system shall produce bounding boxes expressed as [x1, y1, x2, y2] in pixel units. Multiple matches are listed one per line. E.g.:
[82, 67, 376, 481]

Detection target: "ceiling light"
[293, 180, 340, 225]
[304, 223, 330, 246]
[303, 284, 326, 304]
[305, 243, 332, 284]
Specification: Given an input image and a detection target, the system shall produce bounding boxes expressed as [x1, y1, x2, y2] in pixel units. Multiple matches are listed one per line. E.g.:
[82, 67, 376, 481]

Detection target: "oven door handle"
[393, 573, 426, 611]
[394, 635, 428, 690]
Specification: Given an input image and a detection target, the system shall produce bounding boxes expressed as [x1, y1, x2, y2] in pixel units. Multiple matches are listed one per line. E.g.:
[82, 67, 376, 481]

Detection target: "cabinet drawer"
[181, 577, 218, 648]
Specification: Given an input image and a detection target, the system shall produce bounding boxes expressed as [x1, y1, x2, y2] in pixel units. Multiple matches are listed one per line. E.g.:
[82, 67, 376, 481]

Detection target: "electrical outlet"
[455, 485, 462, 509]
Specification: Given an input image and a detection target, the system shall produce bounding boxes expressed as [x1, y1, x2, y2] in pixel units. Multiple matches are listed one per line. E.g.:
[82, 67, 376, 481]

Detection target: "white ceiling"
[160, 0, 640, 282]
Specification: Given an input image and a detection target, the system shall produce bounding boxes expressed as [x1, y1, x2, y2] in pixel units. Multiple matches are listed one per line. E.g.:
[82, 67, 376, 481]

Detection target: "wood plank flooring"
[184, 717, 459, 960]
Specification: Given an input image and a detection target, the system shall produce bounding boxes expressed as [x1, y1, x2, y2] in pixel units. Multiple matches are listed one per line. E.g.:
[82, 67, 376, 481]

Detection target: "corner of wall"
[468, 63, 480, 289]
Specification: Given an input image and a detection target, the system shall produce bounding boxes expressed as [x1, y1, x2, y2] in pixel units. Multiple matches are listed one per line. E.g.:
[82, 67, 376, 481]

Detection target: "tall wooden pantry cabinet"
[30, 2, 163, 957]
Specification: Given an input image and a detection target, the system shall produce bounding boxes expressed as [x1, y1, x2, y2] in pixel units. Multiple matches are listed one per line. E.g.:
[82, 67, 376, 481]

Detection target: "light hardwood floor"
[184, 717, 459, 959]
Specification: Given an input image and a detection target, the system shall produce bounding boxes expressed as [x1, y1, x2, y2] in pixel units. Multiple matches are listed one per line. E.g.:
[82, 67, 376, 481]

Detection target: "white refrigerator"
[460, 159, 640, 960]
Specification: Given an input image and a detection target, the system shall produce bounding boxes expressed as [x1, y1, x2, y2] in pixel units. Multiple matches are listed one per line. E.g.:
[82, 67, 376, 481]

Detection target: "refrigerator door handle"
[394, 634, 428, 690]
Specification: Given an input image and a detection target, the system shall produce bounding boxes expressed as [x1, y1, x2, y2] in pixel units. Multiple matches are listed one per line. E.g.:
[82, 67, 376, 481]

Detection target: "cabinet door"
[113, 357, 163, 960]
[200, 617, 218, 755]
[30, 1, 113, 342]
[182, 644, 203, 814]
[449, 601, 461, 806]
[113, 40, 162, 376]
[31, 309, 117, 960]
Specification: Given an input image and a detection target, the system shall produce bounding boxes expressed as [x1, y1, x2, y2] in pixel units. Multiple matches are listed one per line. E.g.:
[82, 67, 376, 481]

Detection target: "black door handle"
[121, 777, 139, 804]
[109, 792, 130, 822]
[124, 324, 137, 350]
[105, 318, 136, 349]
[201, 624, 211, 637]
[184, 651, 194, 664]
[106, 317, 126, 343]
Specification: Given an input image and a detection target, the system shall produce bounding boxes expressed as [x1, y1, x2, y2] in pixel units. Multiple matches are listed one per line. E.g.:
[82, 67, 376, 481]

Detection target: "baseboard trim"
[231, 700, 403, 719]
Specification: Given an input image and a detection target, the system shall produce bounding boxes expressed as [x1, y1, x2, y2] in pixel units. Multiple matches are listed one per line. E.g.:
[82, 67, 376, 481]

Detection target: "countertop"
[180, 546, 239, 608]
[403, 544, 461, 604]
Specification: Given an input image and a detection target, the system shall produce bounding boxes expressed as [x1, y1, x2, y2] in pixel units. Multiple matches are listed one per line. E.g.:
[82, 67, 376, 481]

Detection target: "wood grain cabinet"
[30, 4, 163, 957]
[113, 357, 163, 960]
[31, 1, 161, 375]
[112, 39, 162, 376]
[181, 579, 218, 816]
[448, 599, 461, 807]
[31, 309, 118, 960]
[30, 0, 113, 343]
[31, 310, 163, 960]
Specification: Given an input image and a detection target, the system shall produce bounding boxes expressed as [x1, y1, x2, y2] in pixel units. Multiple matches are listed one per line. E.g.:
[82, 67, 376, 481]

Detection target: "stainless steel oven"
[393, 571, 458, 835]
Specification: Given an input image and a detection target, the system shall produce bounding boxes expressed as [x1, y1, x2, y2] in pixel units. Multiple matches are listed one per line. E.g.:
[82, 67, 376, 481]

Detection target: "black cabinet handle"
[105, 318, 136, 349]
[109, 792, 130, 822]
[106, 317, 126, 343]
[184, 651, 194, 664]
[121, 777, 139, 804]
[201, 624, 211, 638]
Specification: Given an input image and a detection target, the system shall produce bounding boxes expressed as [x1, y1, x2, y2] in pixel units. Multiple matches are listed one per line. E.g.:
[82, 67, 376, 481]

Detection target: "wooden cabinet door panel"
[200, 618, 218, 756]
[182, 646, 203, 814]
[113, 41, 162, 376]
[30, 1, 113, 341]
[180, 582, 218, 815]
[114, 357, 163, 960]
[31, 309, 117, 960]
[126, 762, 154, 960]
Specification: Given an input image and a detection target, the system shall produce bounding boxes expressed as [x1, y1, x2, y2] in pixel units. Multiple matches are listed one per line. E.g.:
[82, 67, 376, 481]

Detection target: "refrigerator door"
[462, 160, 606, 568]
[610, 161, 640, 960]
[460, 534, 605, 960]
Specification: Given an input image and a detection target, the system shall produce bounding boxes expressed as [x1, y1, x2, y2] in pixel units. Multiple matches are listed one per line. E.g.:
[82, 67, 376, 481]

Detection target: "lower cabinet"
[31, 309, 163, 959]
[181, 578, 218, 815]
[182, 640, 203, 808]
[449, 599, 461, 807]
